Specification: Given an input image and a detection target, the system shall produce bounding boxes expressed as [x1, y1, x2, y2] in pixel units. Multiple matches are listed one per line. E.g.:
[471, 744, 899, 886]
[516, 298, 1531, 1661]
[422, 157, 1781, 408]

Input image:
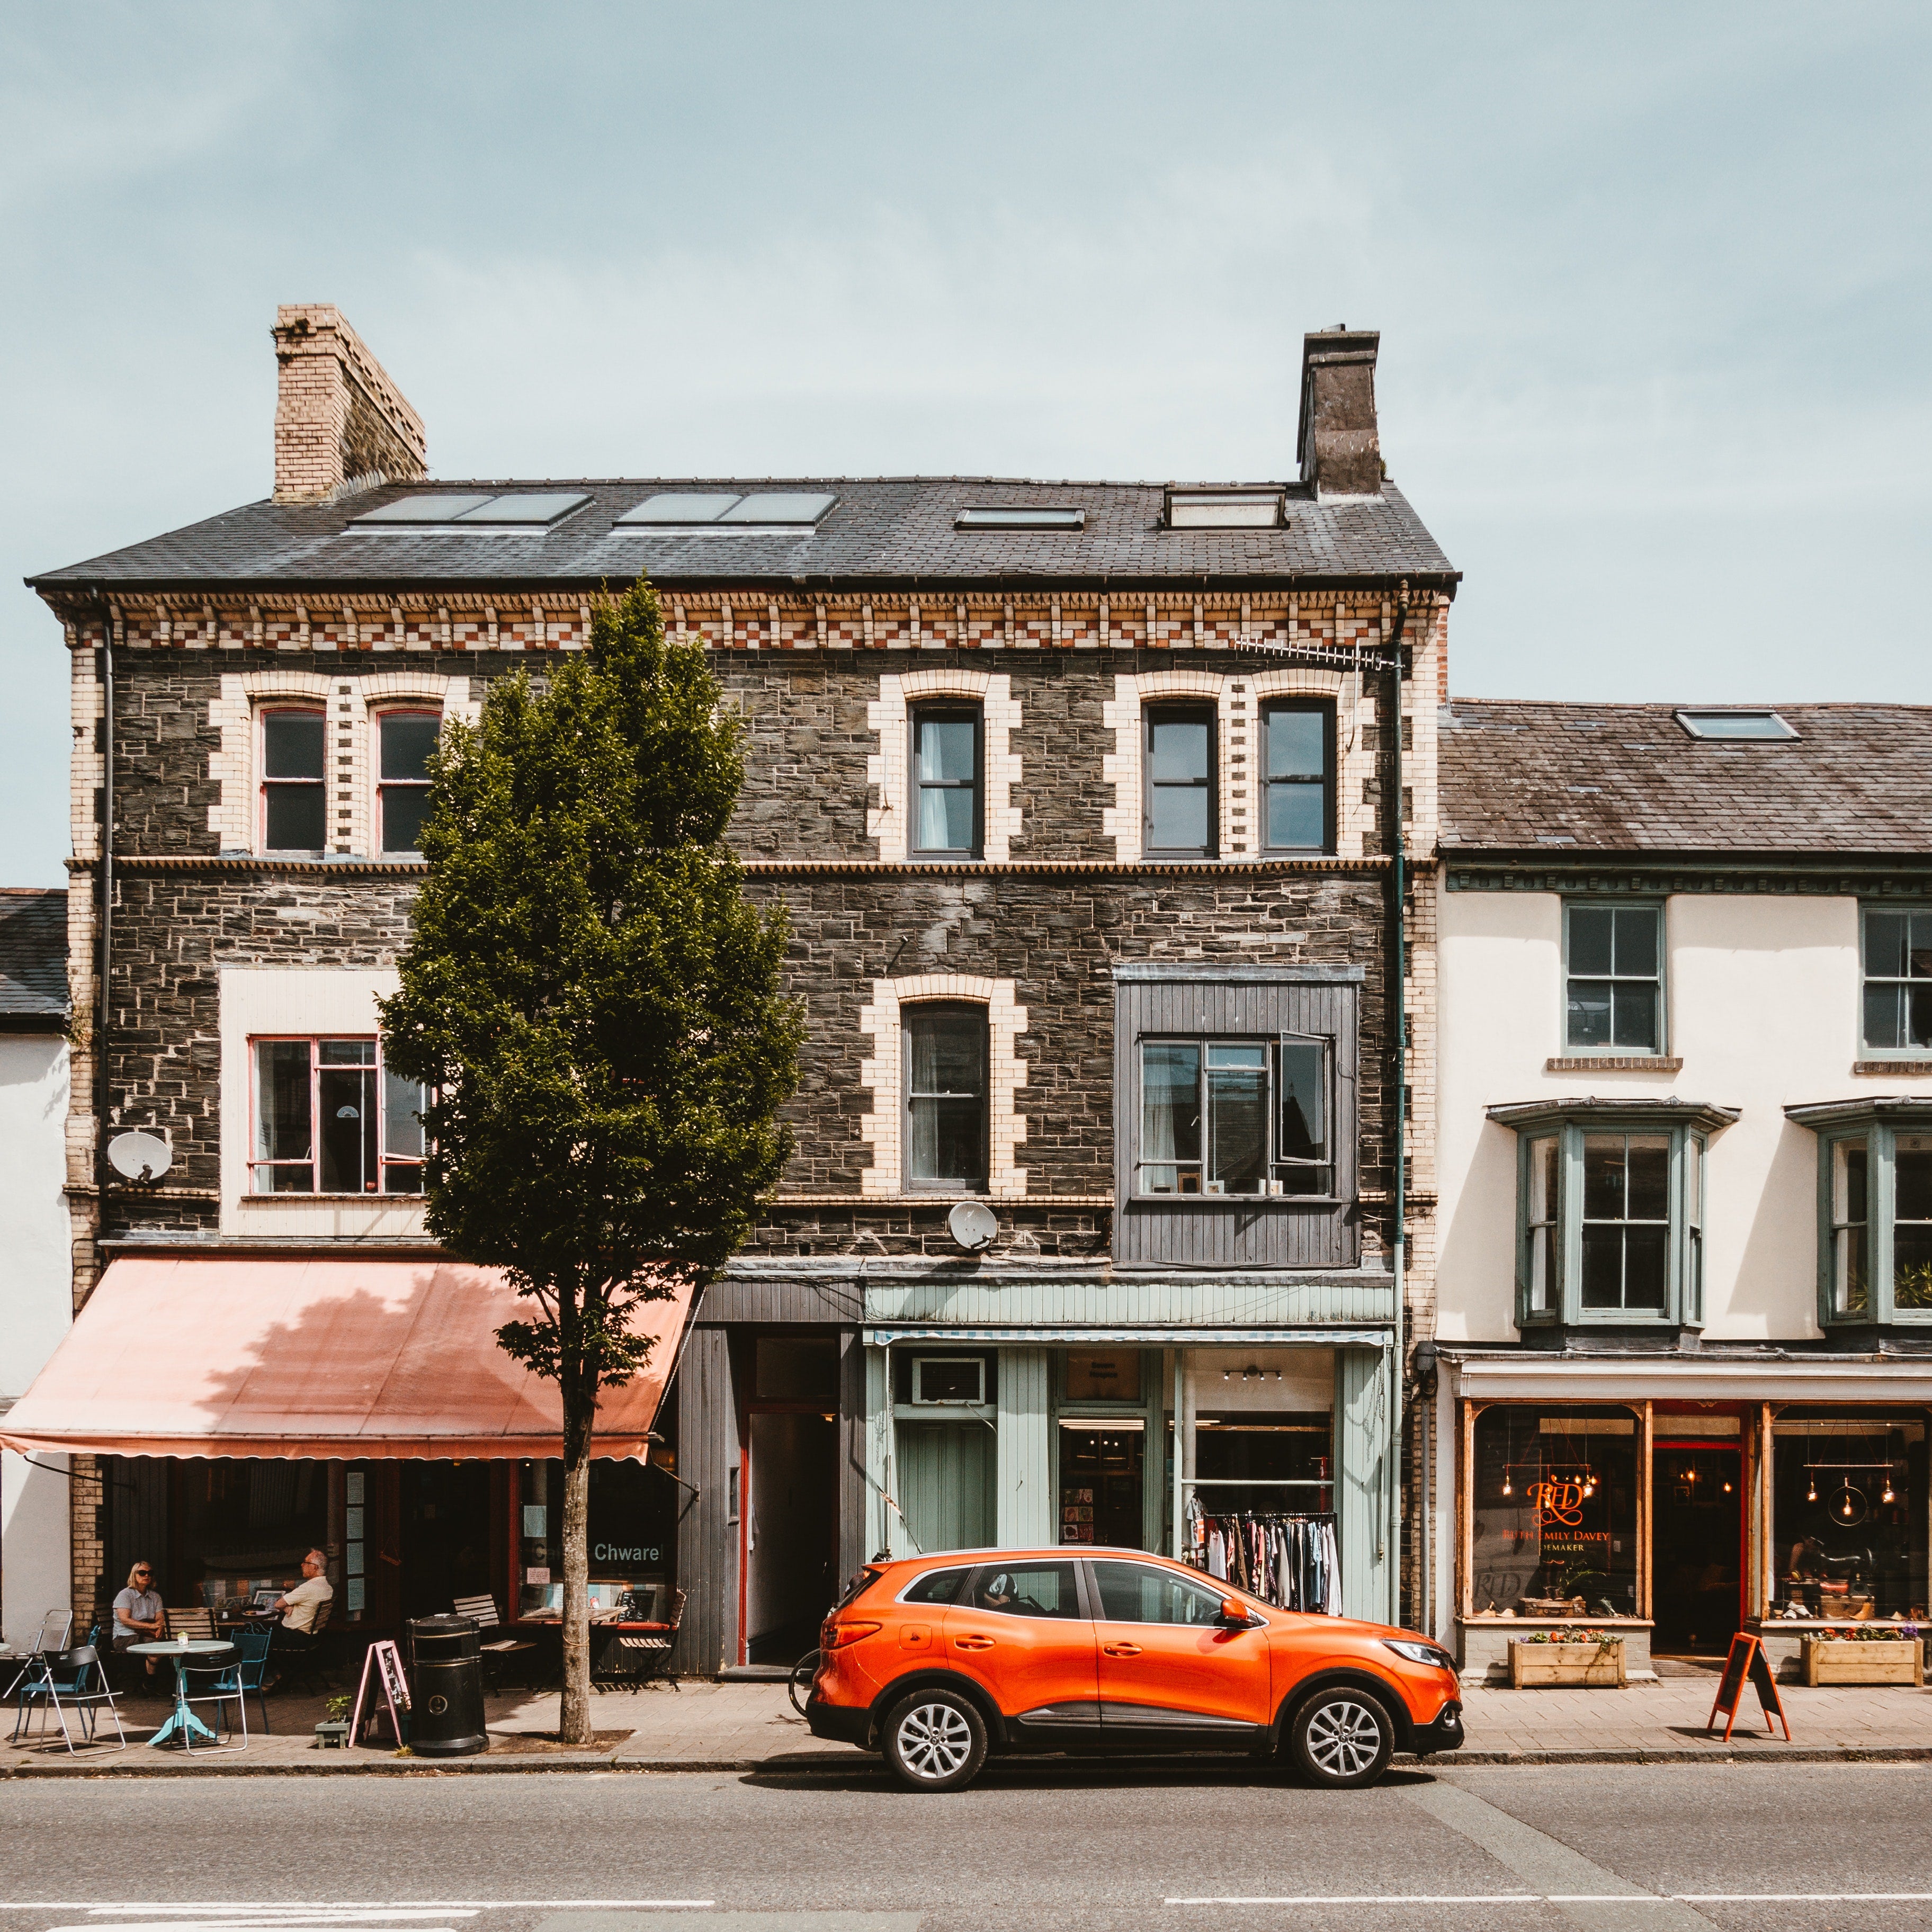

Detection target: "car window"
[900, 1566, 972, 1606]
[1092, 1560, 1228, 1626]
[966, 1561, 1083, 1619]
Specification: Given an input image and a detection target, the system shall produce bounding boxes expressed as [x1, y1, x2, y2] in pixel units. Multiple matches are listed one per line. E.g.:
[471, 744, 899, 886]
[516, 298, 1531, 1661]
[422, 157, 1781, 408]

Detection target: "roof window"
[954, 507, 1086, 530]
[350, 492, 589, 531]
[615, 492, 835, 528]
[1165, 486, 1283, 529]
[1674, 710, 1798, 741]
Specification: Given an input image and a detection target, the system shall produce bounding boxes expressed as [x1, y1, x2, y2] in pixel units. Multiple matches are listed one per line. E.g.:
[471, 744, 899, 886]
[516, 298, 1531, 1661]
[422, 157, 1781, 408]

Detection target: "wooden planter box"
[312, 1720, 351, 1749]
[1802, 1637, 1924, 1686]
[1508, 1640, 1627, 1688]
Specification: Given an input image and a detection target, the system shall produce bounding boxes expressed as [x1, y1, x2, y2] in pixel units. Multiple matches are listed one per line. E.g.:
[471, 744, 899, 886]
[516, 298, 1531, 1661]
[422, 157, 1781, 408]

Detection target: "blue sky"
[4, 2, 1927, 883]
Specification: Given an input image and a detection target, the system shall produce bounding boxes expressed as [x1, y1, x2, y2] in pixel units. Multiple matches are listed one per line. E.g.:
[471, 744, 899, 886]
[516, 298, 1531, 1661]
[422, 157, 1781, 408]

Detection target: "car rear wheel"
[882, 1688, 988, 1792]
[1289, 1687, 1394, 1788]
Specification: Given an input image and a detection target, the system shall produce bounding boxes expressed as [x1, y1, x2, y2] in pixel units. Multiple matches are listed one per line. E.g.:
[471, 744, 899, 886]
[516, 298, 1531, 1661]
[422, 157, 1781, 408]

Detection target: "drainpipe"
[95, 594, 115, 1201]
[1387, 579, 1410, 1628]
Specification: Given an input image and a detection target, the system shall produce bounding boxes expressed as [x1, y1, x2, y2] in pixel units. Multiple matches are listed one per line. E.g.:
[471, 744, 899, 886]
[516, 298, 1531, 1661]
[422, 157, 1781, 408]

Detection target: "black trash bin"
[408, 1615, 487, 1757]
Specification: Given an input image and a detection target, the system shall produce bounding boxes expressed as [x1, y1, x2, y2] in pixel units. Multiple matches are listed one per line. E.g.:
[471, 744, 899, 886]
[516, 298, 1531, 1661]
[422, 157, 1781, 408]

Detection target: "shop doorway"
[744, 1410, 838, 1664]
[1059, 1424, 1144, 1549]
[400, 1462, 494, 1624]
[1651, 1439, 1744, 1654]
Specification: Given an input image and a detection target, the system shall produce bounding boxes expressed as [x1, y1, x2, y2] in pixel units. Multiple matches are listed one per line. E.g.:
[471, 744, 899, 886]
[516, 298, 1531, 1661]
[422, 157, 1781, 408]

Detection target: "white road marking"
[1166, 1894, 1932, 1908]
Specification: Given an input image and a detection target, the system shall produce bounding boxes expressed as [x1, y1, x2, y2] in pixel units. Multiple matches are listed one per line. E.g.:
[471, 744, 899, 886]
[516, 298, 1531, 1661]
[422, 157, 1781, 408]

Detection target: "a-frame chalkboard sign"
[1706, 1632, 1790, 1742]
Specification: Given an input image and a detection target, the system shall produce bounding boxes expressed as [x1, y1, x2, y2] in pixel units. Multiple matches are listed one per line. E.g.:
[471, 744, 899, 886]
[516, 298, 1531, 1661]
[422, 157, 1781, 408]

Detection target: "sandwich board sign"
[350, 1639, 411, 1747]
[1706, 1632, 1790, 1742]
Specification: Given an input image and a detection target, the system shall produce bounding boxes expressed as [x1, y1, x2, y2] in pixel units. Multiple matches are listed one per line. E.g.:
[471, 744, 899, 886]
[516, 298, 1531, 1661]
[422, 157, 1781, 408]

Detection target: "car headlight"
[1383, 1639, 1457, 1671]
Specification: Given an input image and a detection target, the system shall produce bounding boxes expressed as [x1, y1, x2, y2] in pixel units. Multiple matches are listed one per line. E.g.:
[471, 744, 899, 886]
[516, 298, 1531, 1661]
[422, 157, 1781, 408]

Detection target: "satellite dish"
[948, 1200, 998, 1254]
[108, 1131, 173, 1185]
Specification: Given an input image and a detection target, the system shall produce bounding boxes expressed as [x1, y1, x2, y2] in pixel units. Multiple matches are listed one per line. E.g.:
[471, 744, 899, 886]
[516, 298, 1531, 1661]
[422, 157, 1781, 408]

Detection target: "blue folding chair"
[12, 1647, 102, 1748]
[225, 1631, 274, 1735]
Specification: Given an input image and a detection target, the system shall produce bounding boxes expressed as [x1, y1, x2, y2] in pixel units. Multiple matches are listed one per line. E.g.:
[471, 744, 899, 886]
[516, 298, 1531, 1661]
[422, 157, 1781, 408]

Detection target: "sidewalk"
[7, 1674, 1932, 1774]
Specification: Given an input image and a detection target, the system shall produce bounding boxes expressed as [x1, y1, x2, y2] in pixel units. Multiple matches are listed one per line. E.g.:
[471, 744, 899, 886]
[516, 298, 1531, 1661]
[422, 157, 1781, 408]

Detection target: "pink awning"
[0, 1257, 695, 1461]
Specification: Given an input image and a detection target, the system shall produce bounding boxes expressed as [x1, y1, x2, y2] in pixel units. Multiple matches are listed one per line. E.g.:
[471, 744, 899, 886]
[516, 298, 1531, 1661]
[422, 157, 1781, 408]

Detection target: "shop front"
[1438, 1354, 1932, 1680]
[862, 1325, 1396, 1623]
[1, 1254, 693, 1650]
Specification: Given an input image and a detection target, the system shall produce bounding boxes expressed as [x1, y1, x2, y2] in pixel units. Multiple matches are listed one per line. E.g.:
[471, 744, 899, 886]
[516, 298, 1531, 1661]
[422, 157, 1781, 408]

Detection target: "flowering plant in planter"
[1839, 1622, 1922, 1641]
[1517, 1629, 1617, 1645]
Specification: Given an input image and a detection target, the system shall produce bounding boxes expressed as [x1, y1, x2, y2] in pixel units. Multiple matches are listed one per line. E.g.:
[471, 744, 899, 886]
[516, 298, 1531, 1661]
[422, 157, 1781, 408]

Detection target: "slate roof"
[0, 889, 68, 1024]
[28, 477, 1455, 594]
[1441, 701, 1932, 857]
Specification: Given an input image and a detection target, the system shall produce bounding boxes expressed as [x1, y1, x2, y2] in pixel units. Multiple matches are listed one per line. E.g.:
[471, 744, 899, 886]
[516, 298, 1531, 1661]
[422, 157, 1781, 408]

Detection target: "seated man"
[111, 1562, 168, 1675]
[266, 1548, 335, 1665]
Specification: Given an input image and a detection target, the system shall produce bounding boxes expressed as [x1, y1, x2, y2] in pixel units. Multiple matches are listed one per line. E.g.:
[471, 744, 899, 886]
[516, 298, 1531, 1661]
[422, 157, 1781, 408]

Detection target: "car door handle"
[953, 1634, 994, 1651]
[1102, 1642, 1143, 1658]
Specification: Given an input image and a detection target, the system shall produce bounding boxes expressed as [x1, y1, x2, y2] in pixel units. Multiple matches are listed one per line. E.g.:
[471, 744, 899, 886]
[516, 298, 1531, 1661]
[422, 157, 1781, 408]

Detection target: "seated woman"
[112, 1562, 168, 1675]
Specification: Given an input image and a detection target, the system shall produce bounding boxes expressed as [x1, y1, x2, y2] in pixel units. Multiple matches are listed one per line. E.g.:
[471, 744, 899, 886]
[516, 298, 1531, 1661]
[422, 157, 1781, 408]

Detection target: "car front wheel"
[882, 1688, 988, 1792]
[1289, 1687, 1394, 1788]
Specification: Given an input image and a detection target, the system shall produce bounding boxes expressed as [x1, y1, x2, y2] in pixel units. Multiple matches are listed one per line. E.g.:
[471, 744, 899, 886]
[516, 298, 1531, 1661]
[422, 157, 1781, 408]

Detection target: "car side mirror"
[1218, 1597, 1254, 1627]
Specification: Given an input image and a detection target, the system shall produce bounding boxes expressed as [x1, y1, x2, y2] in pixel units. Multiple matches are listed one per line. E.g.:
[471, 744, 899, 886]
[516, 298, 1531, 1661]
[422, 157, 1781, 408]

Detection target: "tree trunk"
[559, 1414, 593, 1745]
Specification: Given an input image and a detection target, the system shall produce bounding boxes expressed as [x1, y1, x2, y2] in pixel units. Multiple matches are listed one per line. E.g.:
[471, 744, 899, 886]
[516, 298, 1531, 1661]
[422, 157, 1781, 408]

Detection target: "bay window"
[1791, 1100, 1932, 1326]
[1493, 1099, 1732, 1331]
[252, 1036, 428, 1195]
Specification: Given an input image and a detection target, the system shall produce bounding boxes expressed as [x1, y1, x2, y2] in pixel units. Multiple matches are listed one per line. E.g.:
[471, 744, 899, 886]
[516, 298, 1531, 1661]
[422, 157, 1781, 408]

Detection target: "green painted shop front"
[862, 1316, 1397, 1624]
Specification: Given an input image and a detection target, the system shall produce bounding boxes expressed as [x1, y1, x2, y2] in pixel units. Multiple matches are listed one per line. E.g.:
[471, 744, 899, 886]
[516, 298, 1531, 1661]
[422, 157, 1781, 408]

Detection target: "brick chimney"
[1296, 326, 1381, 498]
[271, 305, 426, 505]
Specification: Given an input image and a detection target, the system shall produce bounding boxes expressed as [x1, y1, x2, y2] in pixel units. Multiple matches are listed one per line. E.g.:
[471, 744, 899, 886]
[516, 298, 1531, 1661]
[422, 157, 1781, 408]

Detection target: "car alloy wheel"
[882, 1687, 988, 1792]
[898, 1701, 973, 1778]
[1292, 1689, 1393, 1788]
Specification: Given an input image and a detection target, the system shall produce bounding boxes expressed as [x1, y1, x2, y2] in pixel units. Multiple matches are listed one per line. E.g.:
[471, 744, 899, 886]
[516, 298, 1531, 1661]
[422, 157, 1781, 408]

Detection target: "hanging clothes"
[1180, 1510, 1339, 1613]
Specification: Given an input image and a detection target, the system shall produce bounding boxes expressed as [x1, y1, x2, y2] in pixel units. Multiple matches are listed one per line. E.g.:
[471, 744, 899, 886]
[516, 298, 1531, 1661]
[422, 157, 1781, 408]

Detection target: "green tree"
[381, 580, 801, 1742]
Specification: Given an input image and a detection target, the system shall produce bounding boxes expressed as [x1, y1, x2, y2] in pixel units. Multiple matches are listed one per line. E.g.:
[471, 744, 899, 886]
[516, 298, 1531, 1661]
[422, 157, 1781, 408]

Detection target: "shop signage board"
[350, 1638, 412, 1747]
[1705, 1633, 1790, 1742]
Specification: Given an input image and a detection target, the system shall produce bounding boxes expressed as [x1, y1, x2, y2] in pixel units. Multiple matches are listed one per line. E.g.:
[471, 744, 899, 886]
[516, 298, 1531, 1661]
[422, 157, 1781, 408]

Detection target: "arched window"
[903, 1003, 988, 1191]
[377, 709, 441, 855]
[259, 707, 326, 852]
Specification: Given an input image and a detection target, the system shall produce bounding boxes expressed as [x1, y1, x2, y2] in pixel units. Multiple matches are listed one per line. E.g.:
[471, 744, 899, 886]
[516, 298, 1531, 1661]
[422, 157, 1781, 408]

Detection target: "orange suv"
[805, 1548, 1463, 1791]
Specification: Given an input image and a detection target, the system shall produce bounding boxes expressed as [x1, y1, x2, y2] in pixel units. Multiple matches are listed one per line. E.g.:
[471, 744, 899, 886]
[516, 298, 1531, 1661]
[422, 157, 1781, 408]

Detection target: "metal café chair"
[4, 1610, 75, 1707]
[43, 1645, 126, 1755]
[178, 1643, 249, 1751]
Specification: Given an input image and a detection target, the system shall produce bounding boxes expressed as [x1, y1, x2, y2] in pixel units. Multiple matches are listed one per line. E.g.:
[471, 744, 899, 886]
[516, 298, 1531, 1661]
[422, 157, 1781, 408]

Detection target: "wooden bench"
[452, 1595, 540, 1692]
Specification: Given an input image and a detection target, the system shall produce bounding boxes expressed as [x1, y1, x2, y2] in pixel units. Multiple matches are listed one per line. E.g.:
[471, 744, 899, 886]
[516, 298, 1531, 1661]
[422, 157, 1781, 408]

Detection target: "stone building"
[12, 307, 1457, 1670]
[1432, 701, 1932, 1681]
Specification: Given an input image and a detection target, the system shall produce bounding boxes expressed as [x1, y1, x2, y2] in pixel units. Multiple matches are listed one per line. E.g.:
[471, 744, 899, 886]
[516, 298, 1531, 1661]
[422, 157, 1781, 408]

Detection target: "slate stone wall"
[99, 862, 1390, 1258]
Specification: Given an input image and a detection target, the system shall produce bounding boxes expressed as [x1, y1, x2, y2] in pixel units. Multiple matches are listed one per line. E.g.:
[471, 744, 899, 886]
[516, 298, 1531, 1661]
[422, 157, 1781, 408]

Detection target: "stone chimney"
[1296, 326, 1381, 498]
[271, 304, 426, 504]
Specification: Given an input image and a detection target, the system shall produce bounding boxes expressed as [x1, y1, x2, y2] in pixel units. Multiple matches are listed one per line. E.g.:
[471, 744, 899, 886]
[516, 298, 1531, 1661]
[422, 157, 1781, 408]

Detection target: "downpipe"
[1386, 579, 1410, 1629]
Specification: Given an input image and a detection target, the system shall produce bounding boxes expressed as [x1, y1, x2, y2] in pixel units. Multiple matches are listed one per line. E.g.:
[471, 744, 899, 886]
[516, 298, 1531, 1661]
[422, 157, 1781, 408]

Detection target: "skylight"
[350, 492, 589, 530]
[614, 491, 836, 528]
[1674, 710, 1798, 741]
[954, 507, 1086, 530]
[1165, 487, 1283, 529]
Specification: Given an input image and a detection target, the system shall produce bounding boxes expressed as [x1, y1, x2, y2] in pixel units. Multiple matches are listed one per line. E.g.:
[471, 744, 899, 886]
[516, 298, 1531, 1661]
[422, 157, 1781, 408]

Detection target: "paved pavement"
[8, 1671, 1932, 1772]
[3, 1760, 1932, 1930]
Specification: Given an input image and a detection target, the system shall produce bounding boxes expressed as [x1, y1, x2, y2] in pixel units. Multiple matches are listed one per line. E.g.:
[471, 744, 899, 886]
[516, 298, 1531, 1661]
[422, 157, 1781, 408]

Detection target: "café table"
[126, 1638, 236, 1749]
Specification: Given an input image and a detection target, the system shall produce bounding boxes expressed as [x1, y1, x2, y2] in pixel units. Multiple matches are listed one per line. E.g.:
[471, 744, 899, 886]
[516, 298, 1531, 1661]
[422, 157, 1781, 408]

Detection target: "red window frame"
[375, 708, 442, 856]
[258, 705, 328, 853]
[248, 1033, 428, 1196]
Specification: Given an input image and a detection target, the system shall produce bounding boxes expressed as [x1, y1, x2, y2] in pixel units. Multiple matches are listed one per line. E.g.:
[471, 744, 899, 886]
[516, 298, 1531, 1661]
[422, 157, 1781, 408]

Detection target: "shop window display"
[1770, 1414, 1928, 1620]
[1470, 1407, 1640, 1616]
[517, 1456, 678, 1621]
[173, 1458, 330, 1611]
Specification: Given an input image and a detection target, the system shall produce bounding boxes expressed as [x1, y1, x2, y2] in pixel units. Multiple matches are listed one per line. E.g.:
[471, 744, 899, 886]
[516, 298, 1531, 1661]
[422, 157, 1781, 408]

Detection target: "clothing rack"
[1182, 1497, 1340, 1615]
